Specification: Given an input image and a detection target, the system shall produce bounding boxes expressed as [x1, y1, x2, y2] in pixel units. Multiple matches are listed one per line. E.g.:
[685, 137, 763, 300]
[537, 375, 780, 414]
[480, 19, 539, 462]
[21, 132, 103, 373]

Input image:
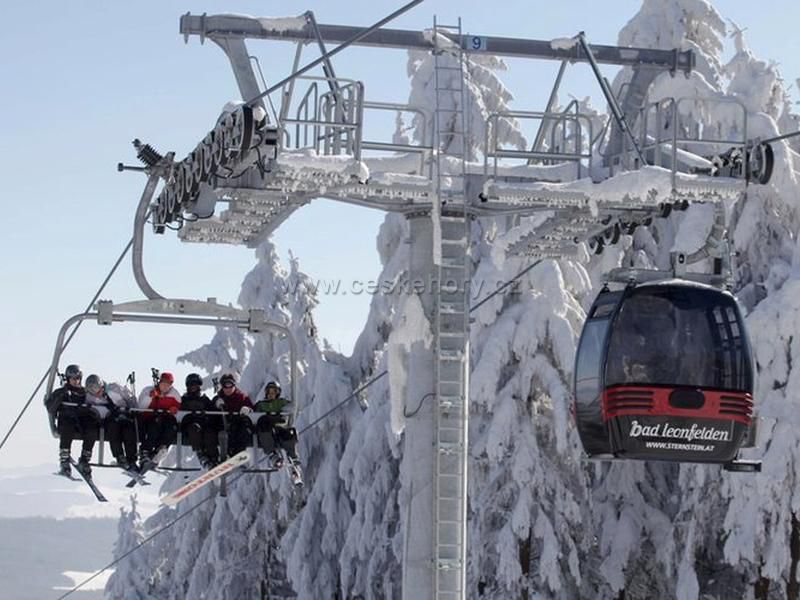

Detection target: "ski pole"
[127, 371, 136, 399]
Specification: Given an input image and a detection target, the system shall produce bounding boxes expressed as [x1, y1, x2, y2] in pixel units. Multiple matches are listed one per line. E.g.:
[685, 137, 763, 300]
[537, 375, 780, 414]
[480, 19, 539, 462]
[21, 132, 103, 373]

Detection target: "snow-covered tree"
[106, 496, 147, 600]
[406, 30, 525, 162]
[108, 3, 800, 599]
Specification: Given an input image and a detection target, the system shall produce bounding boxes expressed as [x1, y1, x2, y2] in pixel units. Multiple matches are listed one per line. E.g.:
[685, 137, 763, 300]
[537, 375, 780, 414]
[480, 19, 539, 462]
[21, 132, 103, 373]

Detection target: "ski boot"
[57, 449, 72, 478]
[287, 456, 302, 487]
[115, 456, 136, 474]
[76, 450, 93, 479]
[198, 454, 216, 471]
[267, 451, 284, 470]
[138, 451, 157, 476]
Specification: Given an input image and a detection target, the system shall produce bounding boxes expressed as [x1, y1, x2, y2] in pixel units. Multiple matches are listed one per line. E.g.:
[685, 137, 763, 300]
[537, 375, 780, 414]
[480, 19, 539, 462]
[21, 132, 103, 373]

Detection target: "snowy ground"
[0, 516, 115, 599]
[0, 464, 161, 598]
[0, 463, 161, 519]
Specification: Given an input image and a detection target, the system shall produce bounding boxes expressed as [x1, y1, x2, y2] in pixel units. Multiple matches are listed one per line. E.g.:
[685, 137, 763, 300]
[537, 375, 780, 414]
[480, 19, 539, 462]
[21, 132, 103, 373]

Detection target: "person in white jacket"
[85, 375, 139, 472]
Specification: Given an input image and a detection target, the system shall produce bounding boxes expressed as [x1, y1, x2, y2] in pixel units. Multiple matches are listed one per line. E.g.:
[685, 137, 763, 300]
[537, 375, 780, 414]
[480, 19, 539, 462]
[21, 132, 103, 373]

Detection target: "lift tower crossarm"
[180, 13, 694, 72]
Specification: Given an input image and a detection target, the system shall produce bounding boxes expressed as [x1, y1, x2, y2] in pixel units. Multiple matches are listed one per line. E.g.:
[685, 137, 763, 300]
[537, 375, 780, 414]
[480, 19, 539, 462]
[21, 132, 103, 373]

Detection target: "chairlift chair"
[45, 298, 299, 475]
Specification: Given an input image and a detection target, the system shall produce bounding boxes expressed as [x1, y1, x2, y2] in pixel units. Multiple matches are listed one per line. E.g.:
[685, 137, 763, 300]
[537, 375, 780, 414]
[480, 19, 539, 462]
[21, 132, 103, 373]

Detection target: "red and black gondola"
[573, 279, 757, 470]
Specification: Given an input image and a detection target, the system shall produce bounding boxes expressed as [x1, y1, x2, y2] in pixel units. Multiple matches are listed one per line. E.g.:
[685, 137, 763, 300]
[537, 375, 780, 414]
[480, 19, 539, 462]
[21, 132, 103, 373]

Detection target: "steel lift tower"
[120, 8, 769, 599]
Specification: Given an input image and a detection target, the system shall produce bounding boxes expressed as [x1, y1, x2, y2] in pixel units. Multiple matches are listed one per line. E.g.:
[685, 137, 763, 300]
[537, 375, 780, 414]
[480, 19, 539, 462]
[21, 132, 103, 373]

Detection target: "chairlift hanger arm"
[179, 13, 694, 72]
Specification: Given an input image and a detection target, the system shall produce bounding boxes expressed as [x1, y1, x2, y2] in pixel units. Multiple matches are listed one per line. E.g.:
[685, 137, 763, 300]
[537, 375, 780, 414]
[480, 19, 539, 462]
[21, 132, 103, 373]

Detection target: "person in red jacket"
[212, 373, 253, 458]
[137, 371, 181, 472]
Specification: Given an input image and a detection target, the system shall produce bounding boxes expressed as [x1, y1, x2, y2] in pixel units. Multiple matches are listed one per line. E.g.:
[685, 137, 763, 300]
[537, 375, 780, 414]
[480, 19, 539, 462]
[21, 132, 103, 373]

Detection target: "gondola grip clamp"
[248, 309, 268, 333]
[97, 300, 114, 326]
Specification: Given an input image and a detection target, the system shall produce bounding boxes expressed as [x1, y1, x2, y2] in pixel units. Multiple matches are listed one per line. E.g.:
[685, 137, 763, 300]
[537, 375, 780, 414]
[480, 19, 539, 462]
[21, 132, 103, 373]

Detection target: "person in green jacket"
[254, 381, 299, 470]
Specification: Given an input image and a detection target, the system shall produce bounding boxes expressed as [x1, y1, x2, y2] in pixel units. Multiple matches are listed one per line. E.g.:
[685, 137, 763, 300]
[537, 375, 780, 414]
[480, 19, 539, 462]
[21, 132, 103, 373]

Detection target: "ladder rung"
[439, 304, 464, 314]
[439, 298, 465, 305]
[435, 86, 463, 92]
[438, 452, 463, 459]
[440, 402, 463, 410]
[438, 441, 463, 451]
[437, 429, 464, 436]
[438, 379, 462, 385]
[437, 559, 463, 570]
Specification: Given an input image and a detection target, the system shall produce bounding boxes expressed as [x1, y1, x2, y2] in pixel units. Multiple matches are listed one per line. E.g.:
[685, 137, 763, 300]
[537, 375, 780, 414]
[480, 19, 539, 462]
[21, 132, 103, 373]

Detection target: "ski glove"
[239, 406, 253, 416]
[215, 398, 225, 410]
[168, 405, 179, 416]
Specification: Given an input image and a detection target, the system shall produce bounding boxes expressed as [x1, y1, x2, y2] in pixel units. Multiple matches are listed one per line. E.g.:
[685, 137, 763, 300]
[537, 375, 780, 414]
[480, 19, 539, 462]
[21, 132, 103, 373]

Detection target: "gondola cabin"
[573, 279, 755, 467]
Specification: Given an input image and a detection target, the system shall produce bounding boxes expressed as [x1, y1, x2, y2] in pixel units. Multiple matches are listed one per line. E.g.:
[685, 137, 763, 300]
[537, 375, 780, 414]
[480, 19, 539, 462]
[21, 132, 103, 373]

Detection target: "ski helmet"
[185, 373, 203, 388]
[220, 373, 236, 388]
[65, 364, 82, 380]
[265, 381, 281, 397]
[159, 372, 175, 385]
[85, 374, 104, 395]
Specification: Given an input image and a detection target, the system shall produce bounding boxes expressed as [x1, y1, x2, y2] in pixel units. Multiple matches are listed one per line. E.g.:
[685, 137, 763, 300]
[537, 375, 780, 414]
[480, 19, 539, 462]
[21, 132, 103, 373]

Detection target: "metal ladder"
[432, 16, 469, 600]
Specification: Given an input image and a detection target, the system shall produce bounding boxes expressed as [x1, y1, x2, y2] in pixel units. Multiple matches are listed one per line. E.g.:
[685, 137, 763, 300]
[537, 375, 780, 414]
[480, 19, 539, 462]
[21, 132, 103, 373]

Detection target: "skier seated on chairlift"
[137, 371, 181, 472]
[180, 373, 221, 470]
[84, 374, 139, 473]
[45, 364, 98, 479]
[212, 373, 254, 458]
[254, 381, 300, 471]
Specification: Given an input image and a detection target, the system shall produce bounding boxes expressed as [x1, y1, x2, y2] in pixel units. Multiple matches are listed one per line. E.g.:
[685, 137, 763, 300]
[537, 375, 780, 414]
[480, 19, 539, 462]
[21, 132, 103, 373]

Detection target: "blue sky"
[0, 0, 798, 467]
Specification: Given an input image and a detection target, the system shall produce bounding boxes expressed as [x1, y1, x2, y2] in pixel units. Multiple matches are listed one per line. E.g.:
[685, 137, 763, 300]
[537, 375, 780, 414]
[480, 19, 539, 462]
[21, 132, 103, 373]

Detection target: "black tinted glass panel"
[575, 319, 609, 405]
[605, 286, 752, 391]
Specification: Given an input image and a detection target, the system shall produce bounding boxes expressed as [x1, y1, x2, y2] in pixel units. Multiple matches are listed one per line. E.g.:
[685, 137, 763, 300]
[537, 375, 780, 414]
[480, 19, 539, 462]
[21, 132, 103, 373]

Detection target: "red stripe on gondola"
[602, 385, 752, 425]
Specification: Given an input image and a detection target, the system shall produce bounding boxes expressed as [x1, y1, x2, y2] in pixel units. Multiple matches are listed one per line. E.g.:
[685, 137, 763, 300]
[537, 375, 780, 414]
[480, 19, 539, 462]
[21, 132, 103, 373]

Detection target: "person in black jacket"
[212, 373, 254, 458]
[180, 373, 220, 469]
[45, 364, 99, 478]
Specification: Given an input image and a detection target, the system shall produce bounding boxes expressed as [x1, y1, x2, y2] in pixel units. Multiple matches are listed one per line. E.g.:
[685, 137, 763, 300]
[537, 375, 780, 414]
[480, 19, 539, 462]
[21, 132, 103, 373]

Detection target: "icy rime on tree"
[109, 1, 800, 598]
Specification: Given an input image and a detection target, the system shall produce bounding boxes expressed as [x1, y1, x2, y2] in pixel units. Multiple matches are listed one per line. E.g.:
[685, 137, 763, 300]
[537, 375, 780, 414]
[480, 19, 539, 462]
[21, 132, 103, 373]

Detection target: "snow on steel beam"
[179, 13, 694, 72]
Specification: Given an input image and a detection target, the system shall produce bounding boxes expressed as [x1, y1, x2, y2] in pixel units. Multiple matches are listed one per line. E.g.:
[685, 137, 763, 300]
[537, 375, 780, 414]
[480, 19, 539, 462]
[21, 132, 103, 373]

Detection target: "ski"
[126, 449, 168, 487]
[122, 468, 151, 487]
[284, 455, 303, 488]
[69, 459, 108, 503]
[126, 461, 157, 488]
[162, 450, 251, 507]
[53, 470, 81, 482]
